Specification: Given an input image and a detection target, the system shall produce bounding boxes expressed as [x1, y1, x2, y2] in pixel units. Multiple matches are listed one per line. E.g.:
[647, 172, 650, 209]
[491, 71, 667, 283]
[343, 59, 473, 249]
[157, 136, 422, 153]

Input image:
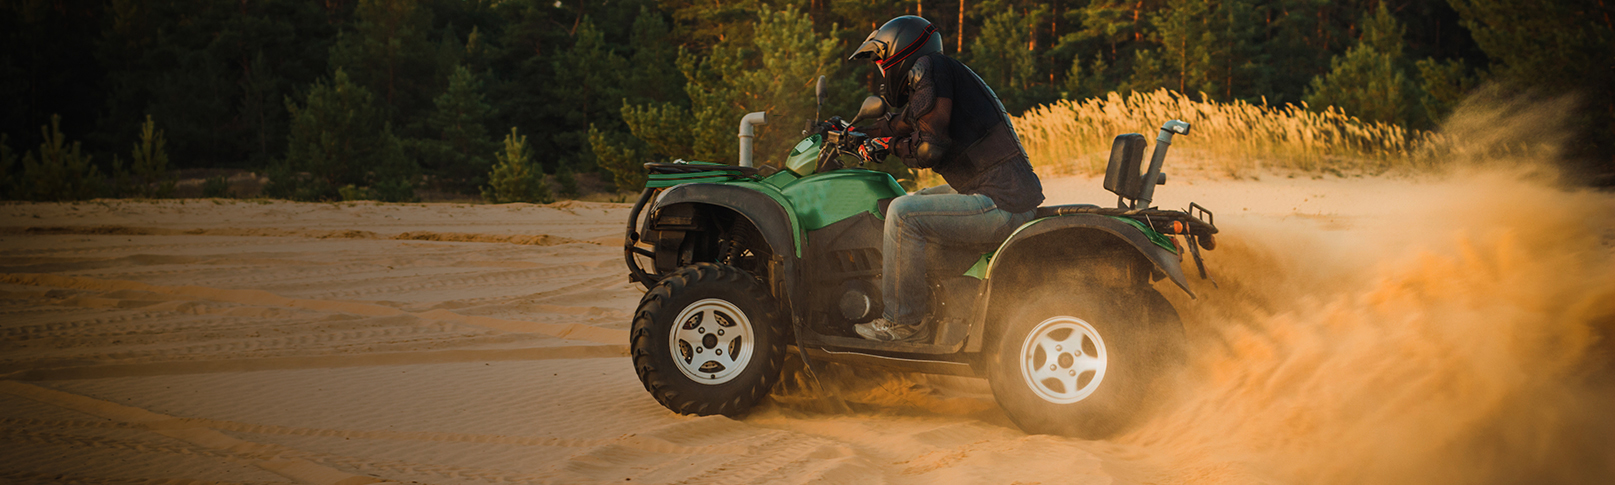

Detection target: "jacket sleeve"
[888, 57, 952, 169]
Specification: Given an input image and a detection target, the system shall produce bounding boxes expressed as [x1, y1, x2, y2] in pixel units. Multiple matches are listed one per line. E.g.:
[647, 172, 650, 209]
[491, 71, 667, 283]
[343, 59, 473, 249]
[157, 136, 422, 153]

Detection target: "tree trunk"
[1027, 8, 1035, 51]
[571, 0, 584, 36]
[958, 0, 965, 53]
[1179, 37, 1186, 94]
[1134, 1, 1144, 42]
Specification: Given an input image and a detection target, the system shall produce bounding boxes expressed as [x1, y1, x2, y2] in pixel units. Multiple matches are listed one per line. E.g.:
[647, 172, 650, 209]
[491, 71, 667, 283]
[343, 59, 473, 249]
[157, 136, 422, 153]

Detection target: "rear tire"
[986, 288, 1183, 438]
[631, 263, 786, 416]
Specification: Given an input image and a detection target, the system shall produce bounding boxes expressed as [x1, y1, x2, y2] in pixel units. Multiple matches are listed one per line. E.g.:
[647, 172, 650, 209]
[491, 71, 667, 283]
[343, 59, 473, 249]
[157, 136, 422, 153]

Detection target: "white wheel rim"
[1019, 316, 1108, 404]
[669, 298, 755, 385]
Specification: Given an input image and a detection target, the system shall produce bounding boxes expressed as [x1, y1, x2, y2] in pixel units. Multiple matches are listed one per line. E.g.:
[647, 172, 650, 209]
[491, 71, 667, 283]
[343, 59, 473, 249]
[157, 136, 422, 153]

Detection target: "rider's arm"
[882, 57, 953, 169]
[890, 99, 951, 169]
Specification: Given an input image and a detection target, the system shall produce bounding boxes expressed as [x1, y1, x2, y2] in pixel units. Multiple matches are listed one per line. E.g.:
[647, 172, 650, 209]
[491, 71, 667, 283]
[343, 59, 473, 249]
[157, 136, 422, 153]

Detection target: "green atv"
[624, 81, 1219, 438]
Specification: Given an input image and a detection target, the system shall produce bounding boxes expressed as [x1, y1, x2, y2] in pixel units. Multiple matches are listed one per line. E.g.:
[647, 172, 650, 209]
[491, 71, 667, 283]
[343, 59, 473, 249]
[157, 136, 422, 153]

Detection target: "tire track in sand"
[0, 381, 389, 485]
[3, 345, 628, 381]
[0, 273, 628, 345]
[0, 470, 294, 485]
[0, 226, 607, 247]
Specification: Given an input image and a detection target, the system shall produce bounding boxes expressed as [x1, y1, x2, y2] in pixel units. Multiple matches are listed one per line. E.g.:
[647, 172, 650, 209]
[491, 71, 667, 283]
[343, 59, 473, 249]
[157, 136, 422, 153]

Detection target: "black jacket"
[871, 53, 1044, 214]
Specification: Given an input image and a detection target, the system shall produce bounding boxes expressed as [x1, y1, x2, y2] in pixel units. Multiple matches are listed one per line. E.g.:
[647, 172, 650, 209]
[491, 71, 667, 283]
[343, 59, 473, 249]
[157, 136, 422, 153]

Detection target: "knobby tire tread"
[630, 263, 785, 417]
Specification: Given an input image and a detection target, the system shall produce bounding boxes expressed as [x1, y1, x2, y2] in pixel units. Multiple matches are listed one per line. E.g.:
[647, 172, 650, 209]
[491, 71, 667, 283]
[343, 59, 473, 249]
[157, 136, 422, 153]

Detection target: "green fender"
[964, 214, 1194, 353]
[652, 182, 803, 258]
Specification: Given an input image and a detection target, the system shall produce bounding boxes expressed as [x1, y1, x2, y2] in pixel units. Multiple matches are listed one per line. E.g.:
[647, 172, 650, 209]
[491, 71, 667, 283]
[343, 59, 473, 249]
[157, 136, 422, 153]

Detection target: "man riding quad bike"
[622, 16, 1219, 438]
[842, 16, 1044, 342]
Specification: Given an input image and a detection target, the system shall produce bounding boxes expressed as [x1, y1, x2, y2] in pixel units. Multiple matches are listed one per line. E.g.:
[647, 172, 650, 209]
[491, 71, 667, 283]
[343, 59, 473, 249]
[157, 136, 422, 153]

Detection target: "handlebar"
[811, 116, 874, 172]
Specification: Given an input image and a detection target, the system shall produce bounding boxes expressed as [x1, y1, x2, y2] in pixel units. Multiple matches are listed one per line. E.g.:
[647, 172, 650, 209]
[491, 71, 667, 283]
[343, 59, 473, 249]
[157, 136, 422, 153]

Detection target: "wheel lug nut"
[696, 347, 703, 353]
[1050, 365, 1057, 371]
[1069, 370, 1076, 376]
[717, 329, 724, 336]
[698, 327, 705, 334]
[1055, 345, 1062, 351]
[715, 349, 723, 355]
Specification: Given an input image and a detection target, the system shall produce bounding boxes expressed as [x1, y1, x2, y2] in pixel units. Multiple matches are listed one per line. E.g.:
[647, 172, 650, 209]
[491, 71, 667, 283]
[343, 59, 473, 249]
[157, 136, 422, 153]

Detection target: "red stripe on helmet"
[877, 25, 936, 71]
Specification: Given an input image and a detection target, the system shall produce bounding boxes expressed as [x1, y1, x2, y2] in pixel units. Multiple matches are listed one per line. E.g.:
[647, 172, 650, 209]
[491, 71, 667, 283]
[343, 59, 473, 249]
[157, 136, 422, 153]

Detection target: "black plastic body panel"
[997, 214, 1191, 295]
[802, 212, 886, 334]
[652, 183, 799, 261]
[963, 213, 1193, 353]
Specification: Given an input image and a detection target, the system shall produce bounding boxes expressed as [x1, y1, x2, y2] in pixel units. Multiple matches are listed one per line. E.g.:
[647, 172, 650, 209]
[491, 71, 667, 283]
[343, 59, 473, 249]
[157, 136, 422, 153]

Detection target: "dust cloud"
[755, 93, 1615, 484]
[1127, 95, 1615, 484]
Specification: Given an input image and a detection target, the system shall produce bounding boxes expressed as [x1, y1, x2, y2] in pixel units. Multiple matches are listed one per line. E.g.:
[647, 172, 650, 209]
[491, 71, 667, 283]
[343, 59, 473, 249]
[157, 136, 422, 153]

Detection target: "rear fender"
[964, 214, 1192, 353]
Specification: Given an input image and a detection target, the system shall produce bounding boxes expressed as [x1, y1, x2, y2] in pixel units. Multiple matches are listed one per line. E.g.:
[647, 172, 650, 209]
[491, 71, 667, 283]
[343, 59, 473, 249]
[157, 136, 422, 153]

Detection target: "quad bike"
[624, 78, 1219, 438]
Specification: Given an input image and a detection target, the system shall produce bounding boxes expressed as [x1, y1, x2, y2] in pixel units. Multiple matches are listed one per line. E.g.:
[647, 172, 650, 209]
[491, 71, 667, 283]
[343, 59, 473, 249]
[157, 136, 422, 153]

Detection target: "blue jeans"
[882, 186, 1035, 326]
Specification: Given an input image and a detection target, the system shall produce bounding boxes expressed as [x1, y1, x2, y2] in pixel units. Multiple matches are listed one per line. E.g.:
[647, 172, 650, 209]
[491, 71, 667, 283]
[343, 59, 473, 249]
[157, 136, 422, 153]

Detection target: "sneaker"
[854, 318, 931, 342]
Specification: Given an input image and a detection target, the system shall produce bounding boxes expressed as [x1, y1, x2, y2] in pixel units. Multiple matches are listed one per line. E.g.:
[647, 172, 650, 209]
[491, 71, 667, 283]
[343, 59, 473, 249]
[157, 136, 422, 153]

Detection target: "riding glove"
[859, 136, 893, 162]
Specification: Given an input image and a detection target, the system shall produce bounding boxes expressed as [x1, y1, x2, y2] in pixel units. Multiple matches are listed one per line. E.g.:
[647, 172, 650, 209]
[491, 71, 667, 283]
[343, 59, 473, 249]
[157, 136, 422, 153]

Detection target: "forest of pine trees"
[2, 0, 1611, 201]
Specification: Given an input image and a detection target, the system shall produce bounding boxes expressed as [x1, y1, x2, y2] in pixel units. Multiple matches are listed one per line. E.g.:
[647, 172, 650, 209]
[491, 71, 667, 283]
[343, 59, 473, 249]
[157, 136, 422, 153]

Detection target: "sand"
[3, 172, 1613, 484]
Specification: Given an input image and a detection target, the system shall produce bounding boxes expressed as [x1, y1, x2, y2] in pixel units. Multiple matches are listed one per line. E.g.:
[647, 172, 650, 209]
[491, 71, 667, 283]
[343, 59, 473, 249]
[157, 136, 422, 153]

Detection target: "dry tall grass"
[1011, 89, 1435, 177]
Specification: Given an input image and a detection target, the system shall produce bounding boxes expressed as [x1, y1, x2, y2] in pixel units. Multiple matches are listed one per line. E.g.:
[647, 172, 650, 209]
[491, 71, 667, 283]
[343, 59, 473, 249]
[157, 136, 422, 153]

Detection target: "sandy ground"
[3, 172, 1613, 484]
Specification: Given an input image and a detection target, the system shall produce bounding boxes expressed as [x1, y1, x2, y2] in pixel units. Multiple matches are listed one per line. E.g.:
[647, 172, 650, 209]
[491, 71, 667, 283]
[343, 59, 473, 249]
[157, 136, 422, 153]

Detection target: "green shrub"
[263, 161, 338, 201]
[589, 124, 648, 193]
[555, 165, 579, 198]
[202, 175, 232, 198]
[482, 127, 552, 204]
[0, 134, 15, 199]
[129, 115, 175, 198]
[15, 115, 102, 201]
[339, 184, 373, 201]
[370, 178, 417, 202]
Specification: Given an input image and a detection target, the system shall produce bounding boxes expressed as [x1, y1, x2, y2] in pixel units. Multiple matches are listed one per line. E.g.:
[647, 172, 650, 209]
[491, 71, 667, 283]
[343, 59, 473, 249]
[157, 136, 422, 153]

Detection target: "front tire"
[631, 263, 786, 416]
[987, 288, 1183, 438]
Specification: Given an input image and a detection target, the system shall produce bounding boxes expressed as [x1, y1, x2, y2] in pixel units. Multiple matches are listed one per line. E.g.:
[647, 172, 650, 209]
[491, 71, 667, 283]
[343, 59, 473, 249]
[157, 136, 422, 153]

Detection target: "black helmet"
[849, 16, 943, 108]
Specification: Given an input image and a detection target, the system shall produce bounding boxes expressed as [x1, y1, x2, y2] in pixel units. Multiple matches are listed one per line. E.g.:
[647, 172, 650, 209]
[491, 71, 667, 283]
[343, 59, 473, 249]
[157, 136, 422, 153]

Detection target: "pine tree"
[415, 65, 498, 193]
[1414, 58, 1476, 126]
[483, 127, 552, 204]
[91, 0, 338, 168]
[1259, 0, 1348, 105]
[968, 8, 1046, 113]
[589, 124, 649, 193]
[1127, 0, 1263, 101]
[622, 7, 683, 107]
[1077, 0, 1152, 52]
[1447, 0, 1614, 96]
[1448, 0, 1615, 169]
[17, 115, 102, 201]
[279, 69, 416, 201]
[1303, 4, 1415, 126]
[1063, 53, 1109, 100]
[1131, 0, 1210, 95]
[239, 51, 285, 163]
[546, 18, 630, 173]
[328, 0, 444, 127]
[613, 6, 853, 171]
[129, 115, 174, 198]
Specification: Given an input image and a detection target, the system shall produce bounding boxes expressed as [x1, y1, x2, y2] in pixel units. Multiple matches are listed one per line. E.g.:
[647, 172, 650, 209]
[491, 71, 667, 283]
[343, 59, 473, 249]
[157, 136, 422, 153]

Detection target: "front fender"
[653, 182, 801, 259]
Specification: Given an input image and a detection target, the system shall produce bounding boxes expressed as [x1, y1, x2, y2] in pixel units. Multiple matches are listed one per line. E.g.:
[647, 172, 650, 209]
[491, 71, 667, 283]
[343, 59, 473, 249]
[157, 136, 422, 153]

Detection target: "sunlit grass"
[1011, 89, 1437, 177]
